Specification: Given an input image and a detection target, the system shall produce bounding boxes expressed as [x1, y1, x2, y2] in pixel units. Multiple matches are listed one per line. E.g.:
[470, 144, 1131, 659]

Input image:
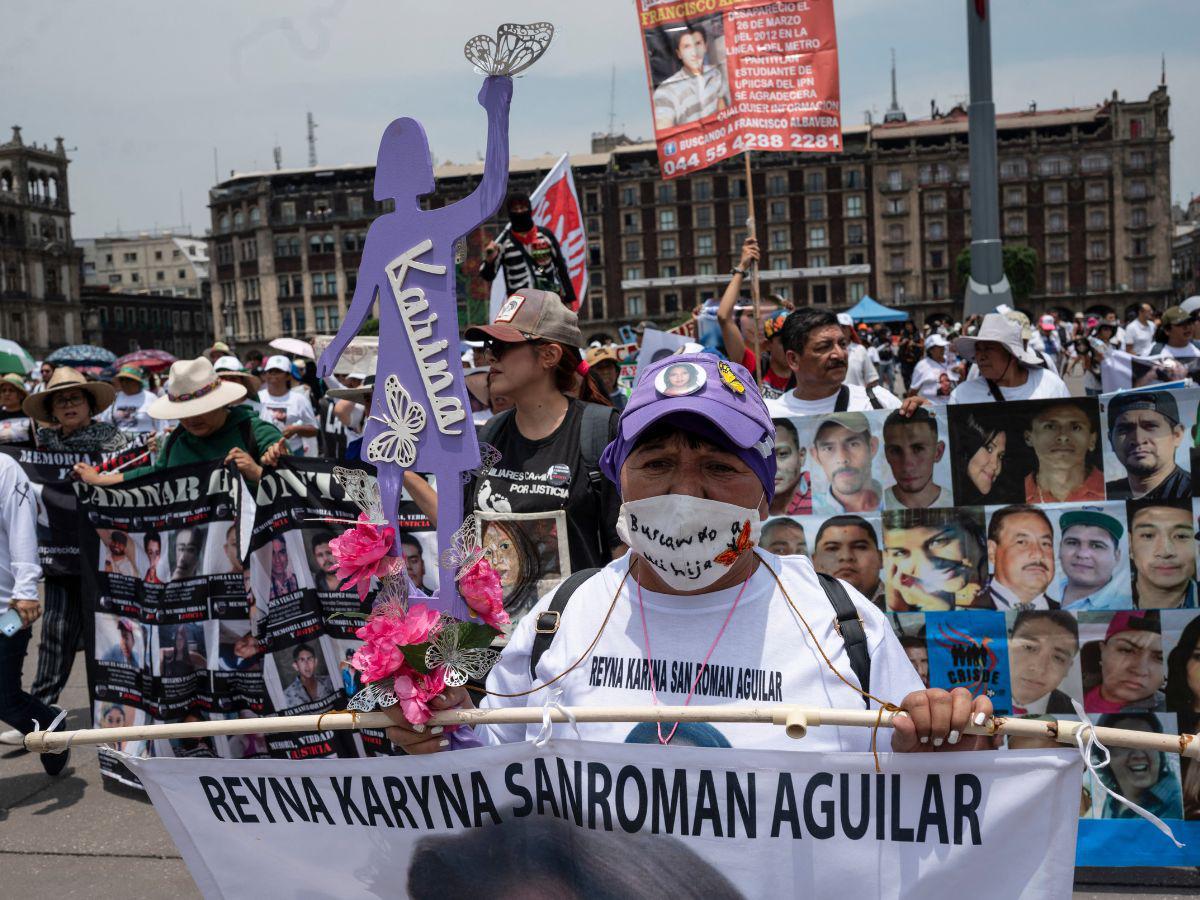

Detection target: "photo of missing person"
[214, 620, 262, 672]
[809, 412, 884, 515]
[810, 514, 884, 608]
[770, 418, 811, 516]
[880, 407, 952, 510]
[168, 526, 206, 582]
[274, 642, 336, 709]
[644, 15, 732, 133]
[978, 505, 1059, 611]
[1127, 499, 1197, 609]
[880, 507, 988, 611]
[202, 521, 243, 575]
[653, 361, 707, 398]
[94, 701, 146, 754]
[1007, 610, 1083, 715]
[760, 516, 808, 557]
[1164, 612, 1200, 715]
[947, 408, 1021, 506]
[890, 612, 929, 688]
[1021, 398, 1105, 503]
[477, 511, 569, 624]
[140, 529, 166, 583]
[157, 622, 207, 678]
[1090, 712, 1182, 821]
[95, 613, 144, 668]
[405, 814, 744, 900]
[1079, 610, 1165, 714]
[399, 531, 435, 595]
[333, 638, 363, 698]
[307, 529, 342, 592]
[97, 527, 142, 579]
[1051, 505, 1132, 612]
[251, 529, 316, 601]
[1102, 390, 1194, 501]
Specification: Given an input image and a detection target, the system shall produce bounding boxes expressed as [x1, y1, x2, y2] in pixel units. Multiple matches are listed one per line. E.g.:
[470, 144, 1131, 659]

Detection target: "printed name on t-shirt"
[587, 654, 784, 702]
[486, 464, 572, 499]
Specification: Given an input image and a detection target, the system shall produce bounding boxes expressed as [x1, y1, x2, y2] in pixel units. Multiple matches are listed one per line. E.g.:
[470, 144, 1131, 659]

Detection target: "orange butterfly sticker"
[713, 520, 755, 567]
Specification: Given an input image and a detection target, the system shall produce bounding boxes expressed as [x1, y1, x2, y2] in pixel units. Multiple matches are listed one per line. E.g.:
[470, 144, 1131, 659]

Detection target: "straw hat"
[213, 355, 261, 394]
[23, 366, 116, 422]
[0, 372, 29, 398]
[147, 357, 246, 419]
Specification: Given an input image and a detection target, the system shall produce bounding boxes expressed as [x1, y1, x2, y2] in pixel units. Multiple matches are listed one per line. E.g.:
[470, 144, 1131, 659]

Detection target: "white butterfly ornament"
[366, 375, 426, 469]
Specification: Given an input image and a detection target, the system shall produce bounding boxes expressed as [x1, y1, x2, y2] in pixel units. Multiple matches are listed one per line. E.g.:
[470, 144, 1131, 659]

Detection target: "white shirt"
[480, 553, 924, 751]
[842, 343, 879, 387]
[257, 388, 318, 455]
[948, 366, 1070, 404]
[0, 454, 41, 610]
[909, 357, 958, 404]
[1124, 319, 1156, 356]
[766, 382, 901, 417]
[98, 389, 157, 434]
[1158, 342, 1200, 360]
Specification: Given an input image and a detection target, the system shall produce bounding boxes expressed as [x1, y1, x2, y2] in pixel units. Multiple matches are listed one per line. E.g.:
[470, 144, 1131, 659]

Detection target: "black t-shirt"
[317, 396, 348, 459]
[470, 399, 620, 586]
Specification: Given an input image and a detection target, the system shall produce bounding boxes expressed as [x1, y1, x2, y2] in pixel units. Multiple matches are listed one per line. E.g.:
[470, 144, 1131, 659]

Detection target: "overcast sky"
[5, 0, 1196, 238]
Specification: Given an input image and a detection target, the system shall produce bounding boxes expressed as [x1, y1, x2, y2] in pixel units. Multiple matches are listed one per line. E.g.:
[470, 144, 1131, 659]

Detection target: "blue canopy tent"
[842, 295, 909, 323]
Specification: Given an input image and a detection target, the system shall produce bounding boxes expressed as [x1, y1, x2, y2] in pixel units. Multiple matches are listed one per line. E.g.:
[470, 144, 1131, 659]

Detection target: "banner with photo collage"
[78, 459, 256, 787]
[766, 386, 1200, 865]
[248, 458, 438, 760]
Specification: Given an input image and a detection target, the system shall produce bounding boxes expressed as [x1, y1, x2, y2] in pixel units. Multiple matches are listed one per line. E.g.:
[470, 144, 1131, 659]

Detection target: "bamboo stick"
[22, 705, 1200, 759]
[743, 150, 764, 385]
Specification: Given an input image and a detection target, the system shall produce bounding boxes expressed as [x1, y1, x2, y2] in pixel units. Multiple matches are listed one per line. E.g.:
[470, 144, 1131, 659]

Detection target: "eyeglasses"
[483, 337, 542, 360]
[51, 393, 87, 409]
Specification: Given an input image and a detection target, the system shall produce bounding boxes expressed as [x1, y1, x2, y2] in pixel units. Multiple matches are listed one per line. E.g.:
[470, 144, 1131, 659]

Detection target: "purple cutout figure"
[317, 75, 513, 619]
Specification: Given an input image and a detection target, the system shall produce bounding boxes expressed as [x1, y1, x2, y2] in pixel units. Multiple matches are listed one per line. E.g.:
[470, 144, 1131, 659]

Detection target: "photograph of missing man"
[1006, 610, 1083, 715]
[214, 620, 262, 672]
[643, 15, 732, 133]
[880, 507, 988, 611]
[770, 417, 811, 516]
[95, 613, 144, 668]
[156, 622, 207, 679]
[880, 407, 952, 510]
[202, 521, 244, 575]
[1102, 390, 1194, 501]
[808, 412, 884, 515]
[168, 526, 206, 582]
[1021, 399, 1105, 503]
[889, 613, 929, 688]
[809, 514, 884, 608]
[272, 641, 336, 709]
[1078, 611, 1166, 714]
[1052, 505, 1132, 612]
[307, 528, 343, 593]
[760, 516, 808, 557]
[1126, 498, 1198, 610]
[978, 505, 1059, 611]
[97, 528, 142, 579]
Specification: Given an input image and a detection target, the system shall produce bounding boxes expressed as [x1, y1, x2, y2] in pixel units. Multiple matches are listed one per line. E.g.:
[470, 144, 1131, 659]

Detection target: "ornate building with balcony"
[0, 126, 83, 357]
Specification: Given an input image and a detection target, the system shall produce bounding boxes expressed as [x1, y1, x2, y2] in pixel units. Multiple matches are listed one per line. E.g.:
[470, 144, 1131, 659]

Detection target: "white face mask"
[617, 494, 762, 592]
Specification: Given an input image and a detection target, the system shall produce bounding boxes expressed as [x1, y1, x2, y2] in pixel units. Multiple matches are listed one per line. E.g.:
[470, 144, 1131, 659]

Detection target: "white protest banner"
[489, 152, 588, 319]
[129, 739, 1080, 899]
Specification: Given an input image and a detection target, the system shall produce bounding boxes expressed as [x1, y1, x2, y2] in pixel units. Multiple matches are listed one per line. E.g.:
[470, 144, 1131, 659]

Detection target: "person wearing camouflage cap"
[810, 411, 883, 515]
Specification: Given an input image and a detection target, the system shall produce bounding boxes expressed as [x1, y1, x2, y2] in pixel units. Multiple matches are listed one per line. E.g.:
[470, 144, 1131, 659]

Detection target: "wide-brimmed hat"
[0, 373, 28, 398]
[951, 313, 1043, 367]
[325, 374, 375, 404]
[148, 357, 246, 419]
[464, 288, 584, 347]
[213, 355, 261, 394]
[111, 364, 146, 387]
[585, 346, 621, 369]
[23, 366, 116, 422]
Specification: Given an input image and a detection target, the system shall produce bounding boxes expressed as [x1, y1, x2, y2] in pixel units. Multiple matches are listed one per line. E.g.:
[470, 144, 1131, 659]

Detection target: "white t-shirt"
[948, 365, 1071, 405]
[480, 553, 924, 751]
[1124, 319, 1156, 356]
[842, 343, 879, 387]
[257, 388, 318, 455]
[98, 390, 157, 434]
[1158, 341, 1200, 360]
[909, 358, 958, 404]
[766, 383, 901, 418]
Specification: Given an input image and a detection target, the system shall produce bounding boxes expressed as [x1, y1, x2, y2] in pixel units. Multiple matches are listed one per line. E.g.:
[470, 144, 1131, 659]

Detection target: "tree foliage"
[955, 244, 1038, 303]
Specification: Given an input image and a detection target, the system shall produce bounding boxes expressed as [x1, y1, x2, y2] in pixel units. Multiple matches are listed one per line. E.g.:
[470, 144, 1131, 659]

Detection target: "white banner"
[129, 739, 1081, 899]
[489, 152, 588, 320]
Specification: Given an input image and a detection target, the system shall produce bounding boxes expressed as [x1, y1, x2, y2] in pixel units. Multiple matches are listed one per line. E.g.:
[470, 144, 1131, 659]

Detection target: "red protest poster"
[636, 0, 842, 179]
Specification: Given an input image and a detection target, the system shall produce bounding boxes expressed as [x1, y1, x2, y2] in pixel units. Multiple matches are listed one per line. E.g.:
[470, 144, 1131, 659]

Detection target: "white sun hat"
[148, 357, 247, 419]
[951, 313, 1043, 367]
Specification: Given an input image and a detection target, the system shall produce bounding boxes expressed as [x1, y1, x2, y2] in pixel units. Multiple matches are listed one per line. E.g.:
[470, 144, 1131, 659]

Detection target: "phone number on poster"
[663, 132, 841, 175]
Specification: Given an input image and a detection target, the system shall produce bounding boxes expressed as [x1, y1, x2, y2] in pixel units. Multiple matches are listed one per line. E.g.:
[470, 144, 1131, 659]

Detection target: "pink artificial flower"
[350, 603, 441, 684]
[394, 667, 447, 725]
[328, 514, 400, 599]
[459, 558, 509, 629]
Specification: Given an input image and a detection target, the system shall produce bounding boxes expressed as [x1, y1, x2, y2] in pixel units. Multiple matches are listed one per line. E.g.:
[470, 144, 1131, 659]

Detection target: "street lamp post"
[964, 0, 1013, 317]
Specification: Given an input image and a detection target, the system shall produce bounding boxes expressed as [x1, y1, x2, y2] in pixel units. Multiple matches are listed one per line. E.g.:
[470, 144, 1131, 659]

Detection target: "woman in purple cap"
[383, 353, 996, 757]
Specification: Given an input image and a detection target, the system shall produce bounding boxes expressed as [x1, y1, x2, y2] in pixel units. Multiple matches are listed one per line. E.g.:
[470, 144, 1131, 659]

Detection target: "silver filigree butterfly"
[347, 680, 399, 713]
[439, 514, 485, 578]
[462, 441, 503, 483]
[425, 616, 500, 687]
[333, 466, 384, 522]
[366, 374, 426, 469]
[463, 22, 554, 77]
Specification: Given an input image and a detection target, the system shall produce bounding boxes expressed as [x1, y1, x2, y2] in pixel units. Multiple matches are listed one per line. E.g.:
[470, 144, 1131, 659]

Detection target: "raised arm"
[440, 76, 513, 233]
[717, 237, 759, 366]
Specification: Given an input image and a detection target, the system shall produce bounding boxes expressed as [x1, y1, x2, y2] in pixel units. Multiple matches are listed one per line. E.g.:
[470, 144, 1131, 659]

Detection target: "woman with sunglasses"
[458, 289, 620, 623]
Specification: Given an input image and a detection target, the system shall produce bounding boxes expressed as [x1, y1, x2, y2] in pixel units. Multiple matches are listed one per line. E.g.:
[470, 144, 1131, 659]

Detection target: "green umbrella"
[0, 338, 34, 376]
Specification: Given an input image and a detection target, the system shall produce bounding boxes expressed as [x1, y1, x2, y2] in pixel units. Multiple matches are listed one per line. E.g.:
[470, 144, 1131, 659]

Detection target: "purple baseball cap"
[599, 352, 777, 500]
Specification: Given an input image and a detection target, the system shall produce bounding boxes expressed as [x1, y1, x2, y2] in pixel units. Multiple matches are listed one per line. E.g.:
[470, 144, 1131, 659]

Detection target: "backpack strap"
[1149, 342, 1165, 356]
[833, 384, 850, 412]
[529, 567, 602, 681]
[577, 403, 616, 558]
[865, 386, 883, 410]
[984, 379, 1005, 403]
[815, 572, 871, 706]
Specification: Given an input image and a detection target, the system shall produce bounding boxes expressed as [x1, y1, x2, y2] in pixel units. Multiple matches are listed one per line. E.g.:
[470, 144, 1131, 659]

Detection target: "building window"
[731, 202, 748, 225]
[768, 199, 788, 222]
[1045, 184, 1066, 205]
[1038, 156, 1071, 177]
[656, 183, 675, 204]
[1049, 271, 1066, 293]
[659, 237, 678, 258]
[1085, 181, 1107, 201]
[768, 227, 789, 251]
[1003, 187, 1025, 206]
[848, 281, 866, 302]
[620, 186, 637, 207]
[1132, 237, 1148, 256]
[156, 270, 165, 281]
[728, 177, 746, 199]
[927, 220, 945, 240]
[1132, 266, 1148, 290]
[622, 211, 640, 233]
[658, 208, 677, 231]
[1130, 207, 1147, 228]
[219, 213, 230, 232]
[1087, 239, 1106, 260]
[1046, 211, 1066, 232]
[889, 252, 906, 272]
[1089, 269, 1107, 292]
[885, 197, 906, 215]
[844, 169, 864, 189]
[694, 205, 713, 228]
[884, 169, 903, 190]
[807, 225, 827, 248]
[845, 194, 864, 218]
[807, 254, 826, 269]
[811, 284, 828, 305]
[663, 292, 680, 313]
[999, 158, 1028, 179]
[624, 265, 642, 281]
[1127, 180, 1148, 199]
[1004, 214, 1025, 235]
[924, 193, 946, 212]
[249, 207, 261, 226]
[930, 277, 945, 299]
[887, 223, 904, 241]
[623, 239, 641, 260]
[891, 281, 905, 303]
[1129, 117, 1144, 139]
[695, 233, 714, 256]
[766, 173, 788, 196]
[627, 295, 644, 316]
[807, 197, 826, 220]
[1047, 241, 1066, 262]
[697, 260, 715, 276]
[281, 309, 293, 333]
[693, 179, 712, 201]
[1088, 209, 1106, 229]
[661, 264, 678, 279]
[1080, 153, 1110, 174]
[929, 249, 945, 269]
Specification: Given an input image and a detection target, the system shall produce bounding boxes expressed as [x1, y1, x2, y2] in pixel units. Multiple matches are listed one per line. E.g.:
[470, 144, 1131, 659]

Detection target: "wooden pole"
[743, 151, 764, 384]
[23, 704, 1200, 759]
